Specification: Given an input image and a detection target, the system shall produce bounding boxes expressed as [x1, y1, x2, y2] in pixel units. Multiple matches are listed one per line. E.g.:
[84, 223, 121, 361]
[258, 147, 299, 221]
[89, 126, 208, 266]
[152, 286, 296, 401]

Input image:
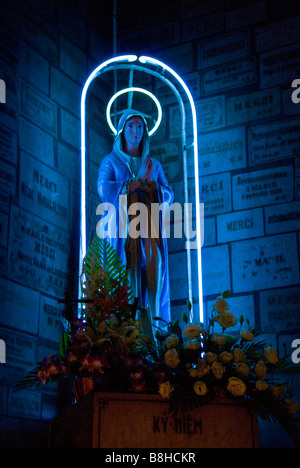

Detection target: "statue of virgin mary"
[97, 109, 174, 339]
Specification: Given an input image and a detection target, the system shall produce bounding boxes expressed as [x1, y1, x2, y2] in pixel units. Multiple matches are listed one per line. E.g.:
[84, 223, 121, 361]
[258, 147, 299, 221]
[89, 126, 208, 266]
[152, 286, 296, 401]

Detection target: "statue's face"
[123, 116, 144, 149]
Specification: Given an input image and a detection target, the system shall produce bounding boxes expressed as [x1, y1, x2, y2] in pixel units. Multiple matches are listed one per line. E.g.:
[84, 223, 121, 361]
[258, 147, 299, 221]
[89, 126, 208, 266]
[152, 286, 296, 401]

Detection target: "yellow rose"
[211, 361, 225, 380]
[197, 359, 210, 378]
[159, 381, 174, 399]
[264, 345, 278, 365]
[219, 351, 233, 365]
[214, 297, 229, 315]
[212, 333, 226, 346]
[233, 348, 246, 363]
[184, 340, 200, 350]
[214, 311, 237, 329]
[235, 362, 250, 380]
[183, 324, 203, 339]
[283, 398, 299, 415]
[205, 352, 218, 364]
[227, 377, 247, 397]
[188, 368, 198, 378]
[193, 381, 208, 396]
[269, 383, 286, 398]
[164, 349, 180, 369]
[165, 334, 179, 349]
[255, 360, 267, 380]
[241, 330, 254, 341]
[255, 380, 268, 391]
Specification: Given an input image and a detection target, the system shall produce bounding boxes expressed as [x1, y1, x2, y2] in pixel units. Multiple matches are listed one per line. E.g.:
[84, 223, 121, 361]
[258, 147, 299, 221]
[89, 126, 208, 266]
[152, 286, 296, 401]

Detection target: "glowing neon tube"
[80, 55, 137, 268]
[139, 56, 203, 323]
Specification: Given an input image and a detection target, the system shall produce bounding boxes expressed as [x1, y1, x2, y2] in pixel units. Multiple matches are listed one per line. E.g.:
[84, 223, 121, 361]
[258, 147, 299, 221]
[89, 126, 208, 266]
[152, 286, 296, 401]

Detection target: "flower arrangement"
[15, 237, 300, 445]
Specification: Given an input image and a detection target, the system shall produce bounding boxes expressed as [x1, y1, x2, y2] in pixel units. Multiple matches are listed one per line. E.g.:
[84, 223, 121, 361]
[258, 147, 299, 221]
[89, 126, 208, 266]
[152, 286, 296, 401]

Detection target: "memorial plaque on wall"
[168, 252, 189, 301]
[202, 244, 231, 296]
[8, 205, 70, 297]
[20, 42, 49, 94]
[22, 18, 58, 65]
[57, 143, 80, 184]
[265, 201, 300, 235]
[248, 119, 300, 165]
[226, 1, 266, 31]
[169, 106, 193, 138]
[260, 43, 300, 89]
[154, 81, 177, 106]
[151, 140, 181, 182]
[196, 95, 226, 132]
[51, 67, 81, 114]
[282, 88, 299, 116]
[182, 11, 224, 41]
[232, 165, 294, 210]
[61, 109, 80, 149]
[20, 80, 57, 136]
[59, 36, 87, 84]
[0, 278, 39, 334]
[0, 124, 17, 165]
[231, 233, 300, 293]
[198, 30, 250, 69]
[39, 295, 64, 342]
[156, 43, 194, 75]
[19, 152, 69, 231]
[259, 287, 300, 333]
[226, 87, 280, 125]
[120, 21, 180, 53]
[198, 126, 246, 175]
[217, 208, 264, 243]
[0, 326, 37, 385]
[19, 117, 54, 168]
[201, 57, 256, 95]
[255, 16, 300, 53]
[172, 172, 231, 216]
[183, 72, 201, 100]
[88, 128, 112, 166]
[0, 67, 17, 131]
[8, 388, 41, 419]
[200, 172, 232, 215]
[0, 212, 8, 248]
[0, 160, 16, 196]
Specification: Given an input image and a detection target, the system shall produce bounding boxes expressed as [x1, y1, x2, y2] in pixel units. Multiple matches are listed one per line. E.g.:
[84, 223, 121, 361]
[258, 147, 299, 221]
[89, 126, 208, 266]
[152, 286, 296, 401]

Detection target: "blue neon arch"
[80, 55, 203, 323]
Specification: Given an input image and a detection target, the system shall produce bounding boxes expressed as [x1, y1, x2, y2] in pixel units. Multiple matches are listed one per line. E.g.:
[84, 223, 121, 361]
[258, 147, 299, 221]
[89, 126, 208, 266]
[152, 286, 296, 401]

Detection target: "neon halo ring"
[106, 87, 162, 136]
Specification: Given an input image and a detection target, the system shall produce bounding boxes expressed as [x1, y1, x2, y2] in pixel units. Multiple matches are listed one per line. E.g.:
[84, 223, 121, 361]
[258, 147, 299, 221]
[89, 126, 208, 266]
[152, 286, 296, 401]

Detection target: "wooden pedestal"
[49, 392, 259, 448]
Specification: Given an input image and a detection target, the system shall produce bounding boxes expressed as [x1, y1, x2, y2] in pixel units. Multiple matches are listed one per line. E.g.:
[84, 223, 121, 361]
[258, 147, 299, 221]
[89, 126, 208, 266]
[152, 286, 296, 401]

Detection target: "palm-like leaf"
[81, 235, 134, 302]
